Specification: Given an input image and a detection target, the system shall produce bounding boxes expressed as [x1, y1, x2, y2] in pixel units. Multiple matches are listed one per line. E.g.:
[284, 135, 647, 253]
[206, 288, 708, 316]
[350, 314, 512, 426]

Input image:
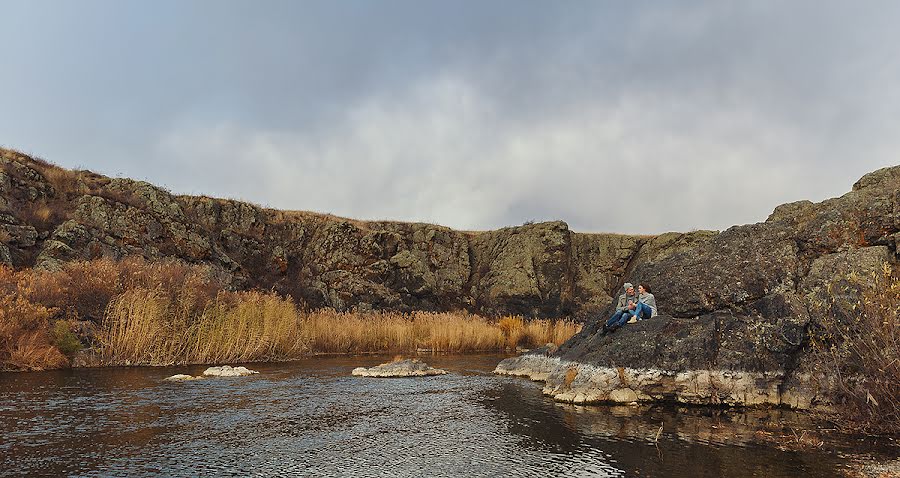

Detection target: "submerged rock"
[203, 365, 259, 377]
[352, 358, 447, 378]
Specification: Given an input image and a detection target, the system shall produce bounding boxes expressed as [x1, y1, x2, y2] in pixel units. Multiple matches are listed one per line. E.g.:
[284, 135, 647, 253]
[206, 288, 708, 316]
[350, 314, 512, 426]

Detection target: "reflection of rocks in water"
[480, 381, 583, 453]
[352, 358, 447, 377]
[554, 402, 823, 448]
[483, 378, 849, 478]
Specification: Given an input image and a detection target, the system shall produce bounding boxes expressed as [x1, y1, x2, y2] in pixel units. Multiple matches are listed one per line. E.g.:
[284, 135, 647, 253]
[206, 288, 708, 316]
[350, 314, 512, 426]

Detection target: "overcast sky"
[2, 1, 898, 234]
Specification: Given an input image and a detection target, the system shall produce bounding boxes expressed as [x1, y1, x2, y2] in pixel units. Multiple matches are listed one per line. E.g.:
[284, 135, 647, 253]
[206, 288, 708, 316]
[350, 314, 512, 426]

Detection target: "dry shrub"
[812, 263, 899, 434]
[0, 292, 68, 371]
[42, 166, 88, 197]
[19, 257, 221, 322]
[19, 200, 65, 231]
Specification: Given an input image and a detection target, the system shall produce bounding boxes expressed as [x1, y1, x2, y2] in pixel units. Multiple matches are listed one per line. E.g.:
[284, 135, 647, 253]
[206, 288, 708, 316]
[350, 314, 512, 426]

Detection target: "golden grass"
[98, 298, 581, 365]
[298, 310, 578, 355]
[1, 257, 582, 369]
[100, 289, 303, 366]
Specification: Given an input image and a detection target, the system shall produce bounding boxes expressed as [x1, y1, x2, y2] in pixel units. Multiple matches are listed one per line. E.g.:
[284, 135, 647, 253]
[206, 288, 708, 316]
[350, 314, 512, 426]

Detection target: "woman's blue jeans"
[632, 302, 652, 320]
[606, 303, 651, 329]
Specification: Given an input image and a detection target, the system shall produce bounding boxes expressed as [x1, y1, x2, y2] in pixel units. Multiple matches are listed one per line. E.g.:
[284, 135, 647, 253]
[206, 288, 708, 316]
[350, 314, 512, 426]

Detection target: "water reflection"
[0, 355, 893, 477]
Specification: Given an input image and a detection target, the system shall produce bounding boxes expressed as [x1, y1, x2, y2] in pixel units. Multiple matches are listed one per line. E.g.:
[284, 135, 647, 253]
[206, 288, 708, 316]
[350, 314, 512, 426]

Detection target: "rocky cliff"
[0, 148, 715, 318]
[497, 164, 900, 410]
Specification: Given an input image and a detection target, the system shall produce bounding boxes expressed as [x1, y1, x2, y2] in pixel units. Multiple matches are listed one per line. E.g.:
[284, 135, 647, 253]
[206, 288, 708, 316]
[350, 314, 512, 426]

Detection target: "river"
[0, 354, 894, 477]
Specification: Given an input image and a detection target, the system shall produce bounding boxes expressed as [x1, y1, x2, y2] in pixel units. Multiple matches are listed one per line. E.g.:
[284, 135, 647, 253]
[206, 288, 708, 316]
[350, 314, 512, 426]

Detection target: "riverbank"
[0, 257, 579, 371]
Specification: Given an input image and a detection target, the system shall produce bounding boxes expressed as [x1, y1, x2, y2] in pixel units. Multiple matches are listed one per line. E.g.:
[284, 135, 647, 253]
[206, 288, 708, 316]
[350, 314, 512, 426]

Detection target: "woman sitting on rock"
[626, 283, 657, 323]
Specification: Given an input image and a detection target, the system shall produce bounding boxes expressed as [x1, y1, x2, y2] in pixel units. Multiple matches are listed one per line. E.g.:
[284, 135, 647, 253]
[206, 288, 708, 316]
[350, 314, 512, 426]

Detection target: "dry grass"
[299, 310, 579, 354]
[99, 289, 303, 366]
[99, 300, 579, 364]
[18, 200, 64, 232]
[812, 263, 900, 435]
[0, 278, 68, 371]
[42, 166, 89, 197]
[1, 257, 582, 370]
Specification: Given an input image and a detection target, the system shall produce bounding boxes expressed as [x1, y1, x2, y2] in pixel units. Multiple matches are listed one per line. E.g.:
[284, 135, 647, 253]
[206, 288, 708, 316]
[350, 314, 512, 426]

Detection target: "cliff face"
[0, 148, 716, 318]
[497, 164, 900, 410]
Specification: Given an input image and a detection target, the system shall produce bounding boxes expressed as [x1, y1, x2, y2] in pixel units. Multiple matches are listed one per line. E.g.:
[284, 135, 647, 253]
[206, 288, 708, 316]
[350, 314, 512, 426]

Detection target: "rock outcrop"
[497, 164, 900, 410]
[3, 149, 898, 408]
[0, 148, 711, 319]
[352, 358, 447, 377]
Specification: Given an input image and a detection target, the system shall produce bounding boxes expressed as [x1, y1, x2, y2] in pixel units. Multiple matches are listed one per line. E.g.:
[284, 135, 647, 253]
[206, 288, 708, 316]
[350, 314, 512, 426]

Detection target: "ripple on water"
[0, 355, 892, 477]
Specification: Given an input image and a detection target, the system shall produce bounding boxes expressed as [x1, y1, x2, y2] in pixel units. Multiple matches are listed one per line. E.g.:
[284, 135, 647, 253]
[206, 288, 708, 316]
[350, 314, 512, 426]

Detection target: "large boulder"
[499, 165, 900, 410]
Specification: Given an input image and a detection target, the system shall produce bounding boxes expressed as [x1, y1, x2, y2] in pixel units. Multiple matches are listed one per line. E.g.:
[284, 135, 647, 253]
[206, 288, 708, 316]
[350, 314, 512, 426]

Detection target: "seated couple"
[601, 282, 657, 335]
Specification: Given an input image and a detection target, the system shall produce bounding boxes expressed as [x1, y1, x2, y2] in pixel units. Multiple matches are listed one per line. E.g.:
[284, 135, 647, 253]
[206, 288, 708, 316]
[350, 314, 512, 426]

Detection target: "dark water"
[0, 355, 895, 477]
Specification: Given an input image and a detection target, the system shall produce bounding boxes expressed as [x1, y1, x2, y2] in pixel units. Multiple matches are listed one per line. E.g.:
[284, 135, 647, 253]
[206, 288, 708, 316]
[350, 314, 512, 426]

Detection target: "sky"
[1, 1, 898, 234]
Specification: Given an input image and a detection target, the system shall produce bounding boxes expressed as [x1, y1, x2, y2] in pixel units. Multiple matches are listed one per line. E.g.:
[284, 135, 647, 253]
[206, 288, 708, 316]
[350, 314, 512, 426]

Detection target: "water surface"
[1, 355, 894, 476]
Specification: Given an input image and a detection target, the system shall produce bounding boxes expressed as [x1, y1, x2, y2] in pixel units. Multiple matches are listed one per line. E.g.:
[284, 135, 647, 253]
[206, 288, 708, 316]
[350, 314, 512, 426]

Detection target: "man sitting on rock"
[602, 282, 638, 334]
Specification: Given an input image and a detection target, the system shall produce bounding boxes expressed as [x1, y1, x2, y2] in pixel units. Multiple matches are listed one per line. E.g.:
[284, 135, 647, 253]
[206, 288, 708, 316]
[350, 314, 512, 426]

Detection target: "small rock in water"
[352, 358, 447, 378]
[165, 374, 201, 381]
[202, 365, 259, 377]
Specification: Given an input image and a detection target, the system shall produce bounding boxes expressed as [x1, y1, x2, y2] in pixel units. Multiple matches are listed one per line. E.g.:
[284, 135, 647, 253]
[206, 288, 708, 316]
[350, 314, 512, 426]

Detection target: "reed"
[298, 310, 579, 354]
[99, 289, 303, 366]
[1, 258, 582, 370]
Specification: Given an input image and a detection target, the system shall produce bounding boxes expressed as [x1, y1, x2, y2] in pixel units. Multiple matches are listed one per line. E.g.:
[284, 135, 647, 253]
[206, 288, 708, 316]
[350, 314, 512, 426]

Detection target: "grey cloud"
[1, 1, 898, 234]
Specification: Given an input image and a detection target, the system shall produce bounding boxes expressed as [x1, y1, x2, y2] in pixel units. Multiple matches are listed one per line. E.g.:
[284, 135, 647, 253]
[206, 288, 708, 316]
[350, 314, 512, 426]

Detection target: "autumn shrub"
[812, 263, 900, 434]
[18, 200, 66, 232]
[42, 166, 88, 198]
[0, 292, 68, 371]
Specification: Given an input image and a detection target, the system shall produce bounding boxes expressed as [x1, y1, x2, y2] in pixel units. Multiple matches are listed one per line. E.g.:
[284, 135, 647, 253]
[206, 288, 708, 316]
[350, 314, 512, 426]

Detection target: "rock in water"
[165, 374, 201, 381]
[202, 365, 259, 377]
[352, 359, 447, 377]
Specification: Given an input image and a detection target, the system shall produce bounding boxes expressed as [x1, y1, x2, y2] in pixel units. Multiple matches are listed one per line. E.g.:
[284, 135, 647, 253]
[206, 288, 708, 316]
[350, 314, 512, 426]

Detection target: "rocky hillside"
[0, 148, 716, 319]
[497, 163, 900, 411]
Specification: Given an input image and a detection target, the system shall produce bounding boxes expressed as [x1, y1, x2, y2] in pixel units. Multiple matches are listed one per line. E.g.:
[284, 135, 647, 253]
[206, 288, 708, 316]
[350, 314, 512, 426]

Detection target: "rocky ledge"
[496, 165, 900, 410]
[352, 359, 447, 377]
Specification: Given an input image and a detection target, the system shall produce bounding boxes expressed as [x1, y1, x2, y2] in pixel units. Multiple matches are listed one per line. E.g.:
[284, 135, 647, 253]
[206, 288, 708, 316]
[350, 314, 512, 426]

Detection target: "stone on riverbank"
[203, 365, 259, 377]
[352, 358, 447, 377]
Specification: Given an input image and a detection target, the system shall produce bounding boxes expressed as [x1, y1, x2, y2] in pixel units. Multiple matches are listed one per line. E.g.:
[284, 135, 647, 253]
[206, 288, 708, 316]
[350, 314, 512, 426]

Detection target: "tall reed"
[99, 289, 303, 366]
[1, 258, 582, 370]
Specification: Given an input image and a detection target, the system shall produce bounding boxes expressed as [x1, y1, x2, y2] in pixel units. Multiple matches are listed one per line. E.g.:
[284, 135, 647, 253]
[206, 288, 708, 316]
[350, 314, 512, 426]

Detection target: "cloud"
[156, 67, 874, 234]
[4, 1, 900, 234]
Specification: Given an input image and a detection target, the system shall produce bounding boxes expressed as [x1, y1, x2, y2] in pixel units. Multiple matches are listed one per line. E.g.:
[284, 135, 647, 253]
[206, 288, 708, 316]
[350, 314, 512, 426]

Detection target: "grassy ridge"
[0, 258, 580, 370]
